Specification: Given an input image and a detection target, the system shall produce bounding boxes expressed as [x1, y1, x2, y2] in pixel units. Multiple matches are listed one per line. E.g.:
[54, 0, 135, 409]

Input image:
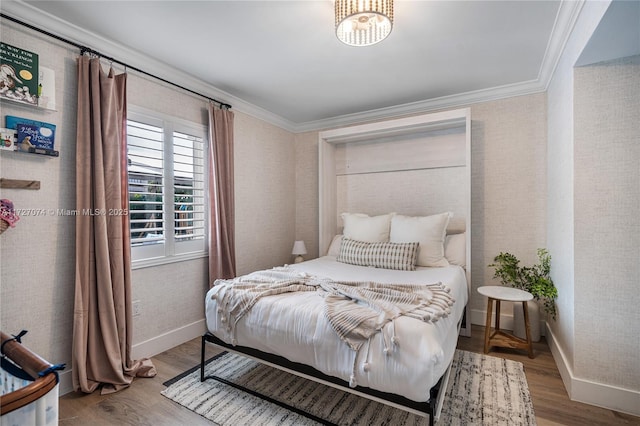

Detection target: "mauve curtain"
[73, 56, 156, 394]
[208, 104, 236, 285]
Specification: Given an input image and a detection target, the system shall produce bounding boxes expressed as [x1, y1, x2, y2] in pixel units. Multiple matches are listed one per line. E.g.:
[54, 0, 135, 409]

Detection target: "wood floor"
[58, 325, 639, 426]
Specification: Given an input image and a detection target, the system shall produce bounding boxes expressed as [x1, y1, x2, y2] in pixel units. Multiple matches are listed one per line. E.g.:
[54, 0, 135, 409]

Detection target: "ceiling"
[4, 1, 576, 131]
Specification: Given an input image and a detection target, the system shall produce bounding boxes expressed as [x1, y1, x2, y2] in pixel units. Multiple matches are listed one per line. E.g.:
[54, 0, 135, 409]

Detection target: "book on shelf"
[5, 115, 57, 153]
[37, 66, 56, 110]
[0, 128, 16, 151]
[16, 122, 55, 152]
[0, 42, 39, 106]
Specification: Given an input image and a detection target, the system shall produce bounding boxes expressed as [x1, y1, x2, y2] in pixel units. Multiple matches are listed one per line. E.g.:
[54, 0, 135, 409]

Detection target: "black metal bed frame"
[200, 332, 443, 426]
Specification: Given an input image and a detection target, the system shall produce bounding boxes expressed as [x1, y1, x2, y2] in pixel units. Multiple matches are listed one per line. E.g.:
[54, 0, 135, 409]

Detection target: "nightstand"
[478, 286, 534, 358]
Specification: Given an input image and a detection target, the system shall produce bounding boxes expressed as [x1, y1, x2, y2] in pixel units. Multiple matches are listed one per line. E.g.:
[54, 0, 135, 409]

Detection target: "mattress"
[205, 256, 468, 402]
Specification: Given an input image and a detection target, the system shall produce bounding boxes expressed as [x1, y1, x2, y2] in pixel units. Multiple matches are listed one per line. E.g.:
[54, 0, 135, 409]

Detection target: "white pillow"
[445, 232, 466, 268]
[341, 212, 394, 243]
[390, 212, 452, 267]
[326, 234, 343, 257]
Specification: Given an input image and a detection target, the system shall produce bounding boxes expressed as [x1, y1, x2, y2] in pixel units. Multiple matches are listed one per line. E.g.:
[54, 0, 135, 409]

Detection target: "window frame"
[127, 105, 208, 269]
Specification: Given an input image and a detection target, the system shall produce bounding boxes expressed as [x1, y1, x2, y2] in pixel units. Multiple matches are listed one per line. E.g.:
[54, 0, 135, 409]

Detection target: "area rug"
[161, 349, 536, 425]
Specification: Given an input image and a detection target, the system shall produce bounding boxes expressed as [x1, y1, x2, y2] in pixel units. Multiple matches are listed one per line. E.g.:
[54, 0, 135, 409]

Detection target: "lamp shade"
[335, 0, 394, 46]
[291, 240, 307, 256]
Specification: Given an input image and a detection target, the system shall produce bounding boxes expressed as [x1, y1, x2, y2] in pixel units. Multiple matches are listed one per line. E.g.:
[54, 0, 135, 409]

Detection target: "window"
[126, 107, 207, 266]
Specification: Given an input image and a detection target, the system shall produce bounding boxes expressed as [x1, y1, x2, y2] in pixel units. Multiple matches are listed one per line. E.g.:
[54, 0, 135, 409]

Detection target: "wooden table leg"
[522, 301, 534, 358]
[495, 299, 501, 331]
[484, 298, 494, 354]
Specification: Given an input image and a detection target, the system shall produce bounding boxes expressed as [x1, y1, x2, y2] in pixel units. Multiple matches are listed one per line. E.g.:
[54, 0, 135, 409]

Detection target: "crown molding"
[291, 78, 546, 132]
[538, 0, 586, 90]
[294, 0, 585, 133]
[1, 0, 583, 134]
[0, 0, 298, 132]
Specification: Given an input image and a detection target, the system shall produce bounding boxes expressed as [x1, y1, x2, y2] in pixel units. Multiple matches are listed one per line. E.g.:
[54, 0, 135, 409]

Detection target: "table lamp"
[291, 240, 307, 263]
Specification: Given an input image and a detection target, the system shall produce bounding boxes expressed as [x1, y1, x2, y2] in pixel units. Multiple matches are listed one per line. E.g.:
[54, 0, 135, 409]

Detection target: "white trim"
[2, 0, 582, 134]
[0, 1, 296, 131]
[57, 320, 206, 395]
[538, 0, 586, 90]
[299, 80, 543, 133]
[545, 322, 573, 396]
[545, 324, 640, 417]
[131, 319, 207, 360]
[57, 370, 74, 397]
[571, 376, 640, 417]
[127, 105, 208, 264]
[131, 250, 207, 270]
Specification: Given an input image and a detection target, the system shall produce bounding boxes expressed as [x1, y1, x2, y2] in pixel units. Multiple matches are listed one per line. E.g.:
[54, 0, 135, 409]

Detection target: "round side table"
[477, 286, 535, 358]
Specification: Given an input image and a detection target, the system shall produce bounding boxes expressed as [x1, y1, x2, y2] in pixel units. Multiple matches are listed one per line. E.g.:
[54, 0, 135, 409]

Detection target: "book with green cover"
[0, 42, 39, 106]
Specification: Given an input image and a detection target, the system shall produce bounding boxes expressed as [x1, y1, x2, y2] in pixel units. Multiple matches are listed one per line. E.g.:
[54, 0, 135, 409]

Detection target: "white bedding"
[205, 255, 468, 402]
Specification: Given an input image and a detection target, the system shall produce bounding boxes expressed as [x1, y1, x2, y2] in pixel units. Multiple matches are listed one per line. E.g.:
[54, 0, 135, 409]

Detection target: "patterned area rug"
[162, 349, 536, 425]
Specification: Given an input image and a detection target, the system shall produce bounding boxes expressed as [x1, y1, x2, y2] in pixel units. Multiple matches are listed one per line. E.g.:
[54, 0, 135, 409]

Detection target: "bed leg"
[200, 334, 206, 382]
[429, 402, 435, 426]
[429, 381, 439, 426]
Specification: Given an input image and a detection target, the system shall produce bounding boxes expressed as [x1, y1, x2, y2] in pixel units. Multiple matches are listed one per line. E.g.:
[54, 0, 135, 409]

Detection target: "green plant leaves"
[488, 249, 558, 320]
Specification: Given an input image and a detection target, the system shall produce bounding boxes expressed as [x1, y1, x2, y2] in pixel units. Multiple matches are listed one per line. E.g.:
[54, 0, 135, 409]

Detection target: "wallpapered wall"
[294, 94, 548, 318]
[573, 55, 639, 390]
[0, 21, 296, 386]
[3, 3, 636, 415]
[545, 1, 640, 413]
[1, 21, 78, 367]
[0, 16, 551, 399]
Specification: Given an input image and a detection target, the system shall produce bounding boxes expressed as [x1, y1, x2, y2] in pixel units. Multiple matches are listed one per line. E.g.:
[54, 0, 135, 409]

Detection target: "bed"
[203, 212, 469, 425]
[202, 109, 471, 425]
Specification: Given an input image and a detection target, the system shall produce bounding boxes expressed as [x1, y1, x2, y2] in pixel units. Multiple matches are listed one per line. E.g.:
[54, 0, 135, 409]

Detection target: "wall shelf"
[0, 178, 41, 190]
[1, 148, 59, 157]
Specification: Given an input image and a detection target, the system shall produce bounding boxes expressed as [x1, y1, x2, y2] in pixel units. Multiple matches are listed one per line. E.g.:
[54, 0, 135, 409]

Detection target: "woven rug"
[162, 349, 536, 425]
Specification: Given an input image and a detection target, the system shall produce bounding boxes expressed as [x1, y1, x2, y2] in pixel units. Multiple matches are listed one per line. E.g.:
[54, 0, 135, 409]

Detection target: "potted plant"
[488, 248, 558, 340]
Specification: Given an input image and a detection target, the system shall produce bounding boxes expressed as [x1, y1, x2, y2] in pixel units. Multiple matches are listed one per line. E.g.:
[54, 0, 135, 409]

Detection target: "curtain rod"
[0, 13, 232, 110]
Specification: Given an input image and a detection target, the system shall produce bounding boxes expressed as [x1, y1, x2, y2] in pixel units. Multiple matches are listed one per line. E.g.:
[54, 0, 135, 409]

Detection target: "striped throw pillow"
[337, 238, 419, 271]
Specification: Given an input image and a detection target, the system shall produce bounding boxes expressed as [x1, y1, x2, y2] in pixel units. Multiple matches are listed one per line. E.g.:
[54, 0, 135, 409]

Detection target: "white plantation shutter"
[172, 129, 206, 254]
[126, 107, 207, 264]
[127, 118, 166, 260]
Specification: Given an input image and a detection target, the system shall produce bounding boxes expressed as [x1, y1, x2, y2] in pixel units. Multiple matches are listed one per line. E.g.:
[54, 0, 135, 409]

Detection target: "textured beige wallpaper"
[234, 112, 296, 274]
[0, 21, 212, 355]
[0, 21, 78, 364]
[573, 55, 640, 389]
[294, 94, 548, 315]
[336, 167, 467, 225]
[294, 131, 320, 260]
[125, 72, 211, 345]
[0, 22, 298, 370]
[545, 0, 611, 381]
[469, 94, 548, 313]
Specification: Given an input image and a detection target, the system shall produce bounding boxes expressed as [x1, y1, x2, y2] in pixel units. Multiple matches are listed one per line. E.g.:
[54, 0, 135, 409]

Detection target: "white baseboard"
[544, 323, 573, 395]
[58, 369, 74, 396]
[131, 319, 207, 360]
[545, 323, 640, 417]
[58, 319, 206, 396]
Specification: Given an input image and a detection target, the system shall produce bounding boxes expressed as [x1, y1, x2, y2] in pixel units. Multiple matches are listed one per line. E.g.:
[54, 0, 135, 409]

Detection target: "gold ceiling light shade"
[335, 0, 394, 47]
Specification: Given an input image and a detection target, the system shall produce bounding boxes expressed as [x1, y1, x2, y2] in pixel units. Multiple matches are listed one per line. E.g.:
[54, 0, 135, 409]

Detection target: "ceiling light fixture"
[335, 0, 394, 47]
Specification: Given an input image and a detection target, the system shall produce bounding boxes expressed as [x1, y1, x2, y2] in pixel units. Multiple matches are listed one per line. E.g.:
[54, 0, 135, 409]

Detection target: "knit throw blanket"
[211, 265, 455, 350]
[320, 281, 455, 353]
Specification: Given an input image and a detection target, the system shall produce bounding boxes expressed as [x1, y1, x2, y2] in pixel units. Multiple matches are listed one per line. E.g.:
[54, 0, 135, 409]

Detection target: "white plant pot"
[513, 300, 540, 342]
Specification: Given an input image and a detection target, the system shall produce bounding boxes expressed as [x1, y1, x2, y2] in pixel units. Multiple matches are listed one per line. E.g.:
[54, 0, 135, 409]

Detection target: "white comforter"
[205, 256, 468, 402]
